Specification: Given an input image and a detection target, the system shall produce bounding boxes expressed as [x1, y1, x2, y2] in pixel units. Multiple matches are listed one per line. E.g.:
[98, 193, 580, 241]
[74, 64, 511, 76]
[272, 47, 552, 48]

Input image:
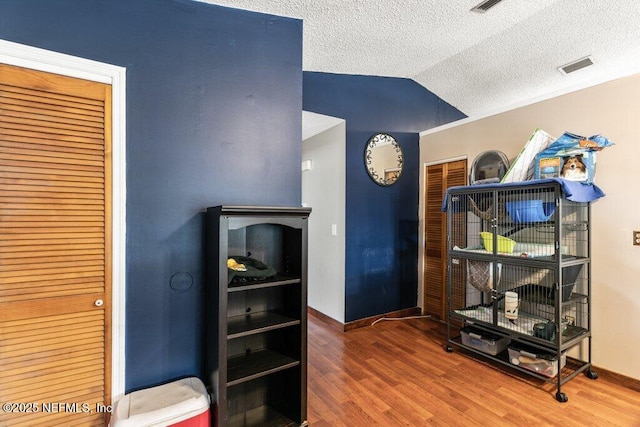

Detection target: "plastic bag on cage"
[502, 128, 555, 183]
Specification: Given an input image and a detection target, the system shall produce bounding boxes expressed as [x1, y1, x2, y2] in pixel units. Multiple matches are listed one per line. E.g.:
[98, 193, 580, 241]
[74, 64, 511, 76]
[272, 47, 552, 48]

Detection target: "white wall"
[419, 72, 640, 381]
[302, 120, 346, 323]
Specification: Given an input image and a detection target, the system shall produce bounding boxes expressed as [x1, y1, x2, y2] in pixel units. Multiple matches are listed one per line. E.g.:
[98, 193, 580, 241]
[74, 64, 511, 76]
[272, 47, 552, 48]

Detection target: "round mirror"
[364, 133, 403, 186]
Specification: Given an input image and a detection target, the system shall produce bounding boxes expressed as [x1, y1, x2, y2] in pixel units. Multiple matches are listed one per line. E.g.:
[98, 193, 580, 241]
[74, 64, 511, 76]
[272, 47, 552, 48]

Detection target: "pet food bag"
[534, 132, 614, 183]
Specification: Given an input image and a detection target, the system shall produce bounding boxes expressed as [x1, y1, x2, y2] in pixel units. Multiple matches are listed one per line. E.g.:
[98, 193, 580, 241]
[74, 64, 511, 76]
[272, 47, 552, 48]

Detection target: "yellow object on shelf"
[227, 258, 247, 271]
[480, 231, 516, 253]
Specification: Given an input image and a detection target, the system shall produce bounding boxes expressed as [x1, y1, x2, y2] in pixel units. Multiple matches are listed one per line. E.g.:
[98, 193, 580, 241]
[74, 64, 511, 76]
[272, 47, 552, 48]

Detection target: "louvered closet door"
[0, 64, 111, 427]
[424, 160, 466, 319]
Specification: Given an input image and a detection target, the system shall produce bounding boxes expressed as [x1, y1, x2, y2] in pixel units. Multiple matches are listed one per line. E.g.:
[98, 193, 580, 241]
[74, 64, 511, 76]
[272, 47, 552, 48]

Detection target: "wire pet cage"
[444, 180, 596, 402]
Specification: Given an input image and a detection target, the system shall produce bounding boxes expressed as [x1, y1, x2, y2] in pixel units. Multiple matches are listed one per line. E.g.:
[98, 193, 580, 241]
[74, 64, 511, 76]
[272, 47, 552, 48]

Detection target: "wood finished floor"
[307, 313, 640, 426]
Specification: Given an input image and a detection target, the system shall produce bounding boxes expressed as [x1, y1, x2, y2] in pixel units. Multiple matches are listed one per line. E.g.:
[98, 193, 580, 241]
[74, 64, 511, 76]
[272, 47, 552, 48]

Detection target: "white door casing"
[0, 39, 127, 402]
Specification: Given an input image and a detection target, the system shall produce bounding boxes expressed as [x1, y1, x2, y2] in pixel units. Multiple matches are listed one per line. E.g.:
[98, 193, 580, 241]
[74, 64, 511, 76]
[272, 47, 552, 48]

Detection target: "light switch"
[331, 224, 337, 236]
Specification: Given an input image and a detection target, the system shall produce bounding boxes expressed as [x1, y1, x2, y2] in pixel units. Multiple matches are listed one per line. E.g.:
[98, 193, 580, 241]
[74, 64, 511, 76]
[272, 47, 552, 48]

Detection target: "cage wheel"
[445, 345, 454, 353]
[585, 370, 598, 380]
[555, 392, 568, 403]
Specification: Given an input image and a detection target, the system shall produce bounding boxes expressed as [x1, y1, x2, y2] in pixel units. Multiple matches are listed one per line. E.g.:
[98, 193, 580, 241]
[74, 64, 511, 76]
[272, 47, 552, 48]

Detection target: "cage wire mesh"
[447, 184, 589, 344]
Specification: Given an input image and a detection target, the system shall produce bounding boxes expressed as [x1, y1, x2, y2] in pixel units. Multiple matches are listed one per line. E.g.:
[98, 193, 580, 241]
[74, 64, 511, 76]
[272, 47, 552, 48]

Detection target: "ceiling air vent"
[558, 56, 595, 75]
[471, 0, 504, 13]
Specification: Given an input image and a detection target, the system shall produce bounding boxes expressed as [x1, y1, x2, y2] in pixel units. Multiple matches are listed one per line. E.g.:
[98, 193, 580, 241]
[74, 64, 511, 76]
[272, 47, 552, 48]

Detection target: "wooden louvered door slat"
[424, 164, 445, 317]
[0, 63, 111, 427]
[424, 159, 466, 319]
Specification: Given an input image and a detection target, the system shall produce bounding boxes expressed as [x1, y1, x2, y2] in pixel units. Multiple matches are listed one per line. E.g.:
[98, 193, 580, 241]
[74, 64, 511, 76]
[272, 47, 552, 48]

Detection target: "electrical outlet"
[634, 231, 640, 246]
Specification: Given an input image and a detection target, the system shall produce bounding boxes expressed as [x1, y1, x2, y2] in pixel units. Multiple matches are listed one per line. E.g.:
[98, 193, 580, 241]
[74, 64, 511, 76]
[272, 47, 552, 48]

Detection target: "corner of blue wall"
[303, 72, 466, 322]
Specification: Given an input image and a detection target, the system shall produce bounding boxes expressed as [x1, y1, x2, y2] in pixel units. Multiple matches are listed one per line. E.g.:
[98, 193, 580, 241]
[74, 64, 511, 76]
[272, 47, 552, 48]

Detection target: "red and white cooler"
[110, 377, 210, 427]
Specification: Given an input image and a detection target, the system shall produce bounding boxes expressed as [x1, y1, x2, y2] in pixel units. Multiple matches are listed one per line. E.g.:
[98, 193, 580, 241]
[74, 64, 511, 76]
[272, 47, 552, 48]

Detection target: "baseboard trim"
[307, 307, 344, 331]
[307, 306, 423, 332]
[592, 365, 640, 393]
[344, 307, 422, 331]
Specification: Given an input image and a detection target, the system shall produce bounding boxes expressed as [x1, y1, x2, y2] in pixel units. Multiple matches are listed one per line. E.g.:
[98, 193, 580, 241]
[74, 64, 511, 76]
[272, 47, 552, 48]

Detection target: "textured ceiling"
[201, 0, 640, 120]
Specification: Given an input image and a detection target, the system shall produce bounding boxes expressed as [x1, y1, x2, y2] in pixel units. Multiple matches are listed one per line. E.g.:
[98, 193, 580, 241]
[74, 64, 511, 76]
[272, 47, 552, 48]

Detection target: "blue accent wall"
[0, 0, 303, 392]
[303, 72, 465, 322]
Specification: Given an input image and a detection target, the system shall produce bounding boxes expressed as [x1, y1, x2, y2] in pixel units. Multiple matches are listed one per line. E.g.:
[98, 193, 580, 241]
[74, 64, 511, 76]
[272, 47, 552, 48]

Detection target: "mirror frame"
[364, 133, 403, 186]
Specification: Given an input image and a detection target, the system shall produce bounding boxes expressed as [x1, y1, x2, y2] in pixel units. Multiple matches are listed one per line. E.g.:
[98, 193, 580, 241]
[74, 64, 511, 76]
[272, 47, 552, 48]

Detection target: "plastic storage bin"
[479, 232, 516, 253]
[508, 344, 566, 378]
[506, 200, 555, 223]
[460, 326, 511, 356]
[110, 377, 210, 427]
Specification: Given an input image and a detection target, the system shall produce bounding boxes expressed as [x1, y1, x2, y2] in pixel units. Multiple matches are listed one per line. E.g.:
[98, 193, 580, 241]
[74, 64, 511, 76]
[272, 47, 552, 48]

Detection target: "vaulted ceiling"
[202, 0, 640, 119]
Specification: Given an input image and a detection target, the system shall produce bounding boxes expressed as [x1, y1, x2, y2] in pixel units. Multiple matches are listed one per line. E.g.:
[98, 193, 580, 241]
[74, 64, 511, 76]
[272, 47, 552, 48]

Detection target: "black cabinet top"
[208, 205, 312, 216]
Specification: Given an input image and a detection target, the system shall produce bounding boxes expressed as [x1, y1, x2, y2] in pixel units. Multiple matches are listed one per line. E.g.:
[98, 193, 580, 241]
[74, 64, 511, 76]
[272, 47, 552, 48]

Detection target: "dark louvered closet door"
[0, 63, 111, 427]
[424, 159, 466, 319]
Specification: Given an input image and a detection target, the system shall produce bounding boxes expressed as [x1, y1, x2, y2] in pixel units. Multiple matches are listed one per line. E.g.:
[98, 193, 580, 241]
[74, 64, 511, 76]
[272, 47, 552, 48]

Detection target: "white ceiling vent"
[471, 0, 504, 13]
[558, 56, 595, 75]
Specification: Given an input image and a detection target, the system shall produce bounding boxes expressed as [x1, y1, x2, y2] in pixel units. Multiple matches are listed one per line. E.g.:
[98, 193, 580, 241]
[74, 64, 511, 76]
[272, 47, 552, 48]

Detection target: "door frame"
[418, 155, 467, 312]
[0, 39, 127, 402]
